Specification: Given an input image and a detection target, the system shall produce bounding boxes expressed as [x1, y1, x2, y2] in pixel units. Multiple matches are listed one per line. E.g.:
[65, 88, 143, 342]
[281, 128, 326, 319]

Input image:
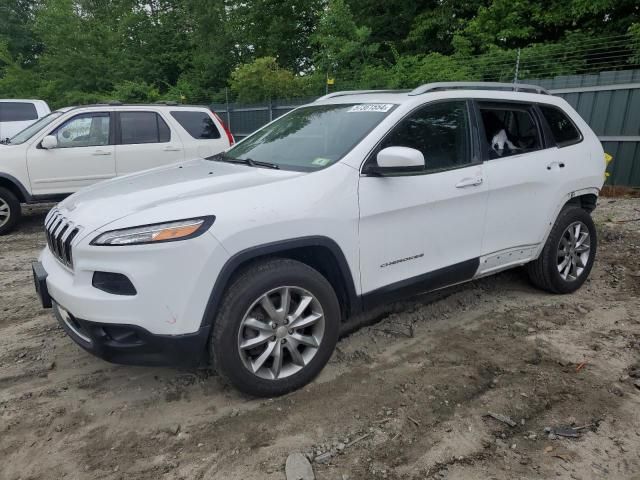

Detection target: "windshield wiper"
[0, 138, 10, 145]
[208, 153, 280, 170]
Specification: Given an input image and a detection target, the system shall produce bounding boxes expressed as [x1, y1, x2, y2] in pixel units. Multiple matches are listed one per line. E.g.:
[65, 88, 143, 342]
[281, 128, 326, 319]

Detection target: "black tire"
[527, 206, 597, 294]
[210, 258, 341, 397]
[0, 187, 21, 235]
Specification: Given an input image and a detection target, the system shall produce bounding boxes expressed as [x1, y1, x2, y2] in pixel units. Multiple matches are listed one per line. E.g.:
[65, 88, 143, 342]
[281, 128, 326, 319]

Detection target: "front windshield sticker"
[348, 104, 394, 113]
[311, 157, 332, 167]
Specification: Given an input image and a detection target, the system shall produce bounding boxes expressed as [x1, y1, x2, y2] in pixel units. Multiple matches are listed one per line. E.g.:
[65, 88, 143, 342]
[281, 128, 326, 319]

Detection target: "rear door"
[114, 110, 184, 175]
[358, 100, 488, 301]
[26, 111, 116, 195]
[477, 100, 569, 272]
[169, 109, 229, 159]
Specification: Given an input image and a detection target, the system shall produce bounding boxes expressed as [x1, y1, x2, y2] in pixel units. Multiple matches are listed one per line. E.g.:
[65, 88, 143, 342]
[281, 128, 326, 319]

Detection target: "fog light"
[92, 272, 137, 296]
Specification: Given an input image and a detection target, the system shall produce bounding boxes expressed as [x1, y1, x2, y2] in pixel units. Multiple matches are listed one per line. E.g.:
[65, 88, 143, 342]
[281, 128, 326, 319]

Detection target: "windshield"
[210, 103, 396, 171]
[4, 111, 64, 145]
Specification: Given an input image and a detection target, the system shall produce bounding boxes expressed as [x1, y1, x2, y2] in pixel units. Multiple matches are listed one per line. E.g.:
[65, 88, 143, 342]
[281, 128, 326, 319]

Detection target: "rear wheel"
[0, 187, 21, 235]
[210, 258, 341, 397]
[527, 206, 597, 294]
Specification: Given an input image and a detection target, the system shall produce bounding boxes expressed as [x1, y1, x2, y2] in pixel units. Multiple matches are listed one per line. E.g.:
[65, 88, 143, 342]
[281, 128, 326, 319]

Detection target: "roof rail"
[316, 89, 410, 102]
[408, 82, 549, 96]
[64, 102, 210, 109]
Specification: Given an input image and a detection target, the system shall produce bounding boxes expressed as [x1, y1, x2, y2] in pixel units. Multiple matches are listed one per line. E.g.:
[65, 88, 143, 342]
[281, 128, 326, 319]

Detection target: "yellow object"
[327, 78, 335, 85]
[604, 152, 613, 179]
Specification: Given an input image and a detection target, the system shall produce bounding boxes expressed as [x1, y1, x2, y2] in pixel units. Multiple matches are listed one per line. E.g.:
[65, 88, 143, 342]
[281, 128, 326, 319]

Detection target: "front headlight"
[91, 217, 215, 246]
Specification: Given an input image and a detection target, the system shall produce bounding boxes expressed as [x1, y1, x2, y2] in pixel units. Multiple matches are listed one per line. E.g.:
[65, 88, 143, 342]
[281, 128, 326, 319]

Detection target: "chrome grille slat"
[51, 220, 66, 259]
[65, 228, 79, 266]
[45, 211, 58, 228]
[45, 209, 81, 268]
[56, 225, 68, 259]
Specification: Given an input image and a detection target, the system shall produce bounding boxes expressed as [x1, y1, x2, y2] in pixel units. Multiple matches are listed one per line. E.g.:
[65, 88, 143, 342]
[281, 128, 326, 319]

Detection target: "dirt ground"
[1, 198, 639, 480]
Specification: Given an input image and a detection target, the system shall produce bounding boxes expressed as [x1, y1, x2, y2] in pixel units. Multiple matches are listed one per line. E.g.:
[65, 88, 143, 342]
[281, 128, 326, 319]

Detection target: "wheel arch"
[0, 173, 31, 203]
[200, 236, 361, 330]
[535, 188, 600, 259]
[564, 192, 598, 213]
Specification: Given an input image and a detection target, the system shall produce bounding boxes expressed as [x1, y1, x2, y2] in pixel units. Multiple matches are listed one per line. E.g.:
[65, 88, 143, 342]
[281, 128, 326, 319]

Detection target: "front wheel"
[0, 187, 21, 235]
[210, 258, 341, 397]
[527, 206, 597, 294]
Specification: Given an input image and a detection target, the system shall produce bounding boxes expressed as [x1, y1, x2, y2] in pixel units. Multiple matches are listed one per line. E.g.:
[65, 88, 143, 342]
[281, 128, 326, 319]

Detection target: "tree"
[404, 0, 487, 55]
[1, 0, 639, 106]
[311, 0, 378, 79]
[0, 0, 42, 66]
[229, 57, 307, 103]
[227, 0, 323, 73]
[462, 0, 640, 50]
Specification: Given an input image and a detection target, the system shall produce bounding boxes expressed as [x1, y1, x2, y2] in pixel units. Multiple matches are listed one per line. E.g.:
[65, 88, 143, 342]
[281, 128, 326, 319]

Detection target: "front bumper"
[33, 260, 209, 367]
[38, 229, 228, 336]
[52, 300, 209, 367]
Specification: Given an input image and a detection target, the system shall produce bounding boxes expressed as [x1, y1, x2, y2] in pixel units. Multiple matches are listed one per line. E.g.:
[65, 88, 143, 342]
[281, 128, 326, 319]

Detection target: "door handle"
[92, 150, 112, 156]
[456, 177, 483, 188]
[546, 161, 565, 170]
[163, 146, 182, 152]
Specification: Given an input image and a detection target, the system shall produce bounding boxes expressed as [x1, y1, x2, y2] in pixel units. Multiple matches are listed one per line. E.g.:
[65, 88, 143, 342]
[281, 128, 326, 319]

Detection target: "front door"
[358, 100, 488, 303]
[26, 112, 116, 196]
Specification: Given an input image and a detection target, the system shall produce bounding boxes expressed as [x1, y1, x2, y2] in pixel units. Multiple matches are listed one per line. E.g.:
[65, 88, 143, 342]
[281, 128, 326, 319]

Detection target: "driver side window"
[377, 100, 472, 173]
[53, 113, 111, 148]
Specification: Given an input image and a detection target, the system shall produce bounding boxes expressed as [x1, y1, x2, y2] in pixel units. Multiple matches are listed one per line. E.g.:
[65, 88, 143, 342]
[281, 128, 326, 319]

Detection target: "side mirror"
[41, 135, 58, 149]
[366, 147, 425, 175]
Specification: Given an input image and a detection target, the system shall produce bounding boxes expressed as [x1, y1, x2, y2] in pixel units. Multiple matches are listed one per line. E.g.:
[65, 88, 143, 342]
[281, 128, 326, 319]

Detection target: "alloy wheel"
[557, 221, 591, 281]
[0, 198, 10, 228]
[237, 286, 325, 380]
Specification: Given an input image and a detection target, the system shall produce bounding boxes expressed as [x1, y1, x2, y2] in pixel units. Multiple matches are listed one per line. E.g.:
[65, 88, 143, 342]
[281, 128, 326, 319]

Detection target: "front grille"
[45, 209, 81, 268]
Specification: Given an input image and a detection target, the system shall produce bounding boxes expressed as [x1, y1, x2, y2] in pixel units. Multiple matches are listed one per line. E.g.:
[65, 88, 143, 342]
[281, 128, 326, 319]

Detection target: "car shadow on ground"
[20, 204, 52, 234]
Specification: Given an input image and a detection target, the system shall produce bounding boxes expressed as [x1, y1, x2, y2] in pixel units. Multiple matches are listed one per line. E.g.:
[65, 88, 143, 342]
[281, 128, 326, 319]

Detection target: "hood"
[0, 142, 23, 150]
[57, 158, 305, 232]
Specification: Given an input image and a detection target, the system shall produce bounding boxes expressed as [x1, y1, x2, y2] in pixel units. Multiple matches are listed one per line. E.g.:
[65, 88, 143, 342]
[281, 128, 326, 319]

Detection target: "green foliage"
[462, 0, 640, 50]
[226, 0, 323, 73]
[110, 81, 161, 103]
[311, 0, 377, 77]
[390, 53, 475, 87]
[405, 1, 487, 55]
[630, 24, 640, 64]
[0, 0, 42, 66]
[0, 0, 639, 105]
[230, 57, 310, 103]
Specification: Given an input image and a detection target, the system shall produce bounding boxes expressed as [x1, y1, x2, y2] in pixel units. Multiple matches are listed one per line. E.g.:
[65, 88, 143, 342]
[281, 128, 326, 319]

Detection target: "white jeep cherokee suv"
[0, 103, 233, 234]
[33, 83, 605, 397]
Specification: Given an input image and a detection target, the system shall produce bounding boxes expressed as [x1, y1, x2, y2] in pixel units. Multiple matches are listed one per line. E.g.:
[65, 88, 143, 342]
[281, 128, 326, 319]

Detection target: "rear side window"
[539, 105, 582, 146]
[170, 111, 221, 139]
[478, 103, 541, 159]
[119, 112, 171, 144]
[0, 102, 38, 122]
